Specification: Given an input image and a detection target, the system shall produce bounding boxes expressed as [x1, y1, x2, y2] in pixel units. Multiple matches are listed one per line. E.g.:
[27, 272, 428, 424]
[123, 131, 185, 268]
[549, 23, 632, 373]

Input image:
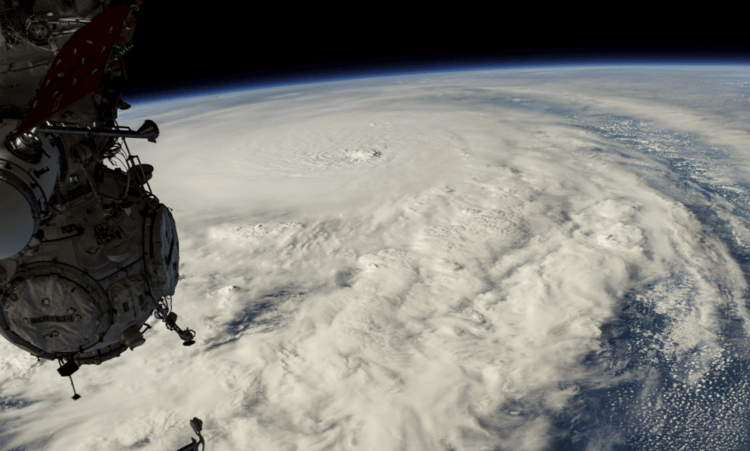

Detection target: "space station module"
[0, 0, 195, 392]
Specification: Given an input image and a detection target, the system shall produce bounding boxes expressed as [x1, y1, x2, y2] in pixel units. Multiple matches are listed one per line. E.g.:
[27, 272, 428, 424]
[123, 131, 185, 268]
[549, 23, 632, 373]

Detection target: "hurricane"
[2, 65, 750, 451]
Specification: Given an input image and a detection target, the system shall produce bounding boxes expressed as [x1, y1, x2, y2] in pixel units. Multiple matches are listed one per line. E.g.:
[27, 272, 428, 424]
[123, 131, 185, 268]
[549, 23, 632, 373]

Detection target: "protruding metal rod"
[34, 120, 159, 143]
[69, 376, 81, 401]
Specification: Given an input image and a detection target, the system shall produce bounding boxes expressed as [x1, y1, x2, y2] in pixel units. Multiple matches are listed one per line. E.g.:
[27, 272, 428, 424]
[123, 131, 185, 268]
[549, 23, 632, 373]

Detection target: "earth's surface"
[2, 66, 750, 450]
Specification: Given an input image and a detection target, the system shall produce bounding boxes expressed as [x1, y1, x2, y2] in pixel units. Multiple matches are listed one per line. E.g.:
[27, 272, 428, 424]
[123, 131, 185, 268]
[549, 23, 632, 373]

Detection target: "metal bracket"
[35, 120, 159, 143]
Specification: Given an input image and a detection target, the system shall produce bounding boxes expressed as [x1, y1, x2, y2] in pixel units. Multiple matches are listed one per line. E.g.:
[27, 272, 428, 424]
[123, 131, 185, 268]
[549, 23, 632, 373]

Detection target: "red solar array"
[17, 2, 139, 135]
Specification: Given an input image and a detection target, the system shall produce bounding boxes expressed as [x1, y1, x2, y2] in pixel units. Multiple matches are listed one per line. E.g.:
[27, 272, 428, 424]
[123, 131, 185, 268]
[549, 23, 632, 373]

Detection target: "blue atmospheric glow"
[121, 56, 750, 106]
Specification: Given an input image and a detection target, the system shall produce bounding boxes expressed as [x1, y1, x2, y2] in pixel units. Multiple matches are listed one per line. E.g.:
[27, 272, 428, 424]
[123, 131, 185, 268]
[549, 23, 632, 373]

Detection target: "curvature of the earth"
[2, 65, 750, 450]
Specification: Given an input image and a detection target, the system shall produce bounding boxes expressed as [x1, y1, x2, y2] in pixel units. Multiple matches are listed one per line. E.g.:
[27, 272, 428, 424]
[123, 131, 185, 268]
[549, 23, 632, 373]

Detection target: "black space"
[119, 4, 749, 100]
